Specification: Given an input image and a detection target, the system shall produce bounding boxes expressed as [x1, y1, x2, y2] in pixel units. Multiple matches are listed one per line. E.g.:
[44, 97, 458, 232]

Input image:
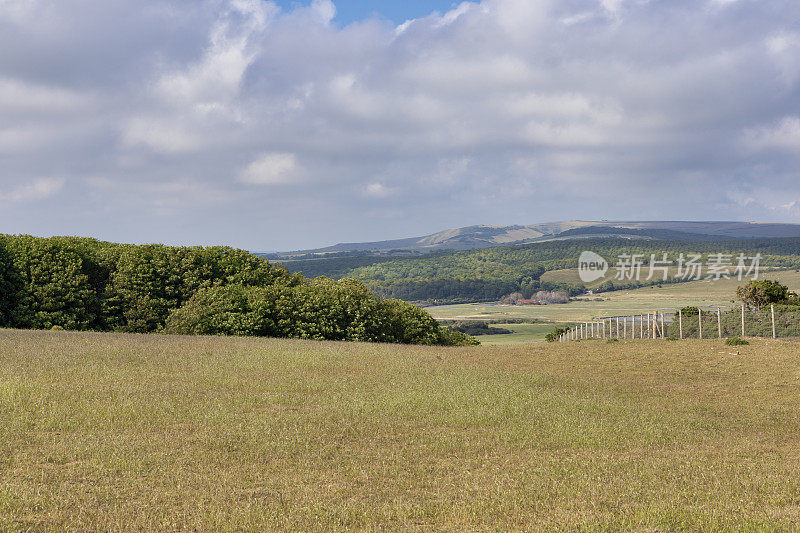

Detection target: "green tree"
[736, 280, 797, 308]
[5, 236, 99, 330]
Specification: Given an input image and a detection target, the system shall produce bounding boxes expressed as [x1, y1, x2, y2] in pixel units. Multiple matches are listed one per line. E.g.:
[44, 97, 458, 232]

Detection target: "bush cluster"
[0, 235, 474, 346]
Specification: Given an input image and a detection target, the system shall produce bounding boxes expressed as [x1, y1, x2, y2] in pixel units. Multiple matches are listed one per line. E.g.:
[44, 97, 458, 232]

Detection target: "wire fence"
[559, 305, 800, 342]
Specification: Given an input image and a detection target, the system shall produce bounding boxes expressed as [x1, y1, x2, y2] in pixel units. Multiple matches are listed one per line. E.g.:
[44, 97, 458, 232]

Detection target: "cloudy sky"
[1, 0, 799, 251]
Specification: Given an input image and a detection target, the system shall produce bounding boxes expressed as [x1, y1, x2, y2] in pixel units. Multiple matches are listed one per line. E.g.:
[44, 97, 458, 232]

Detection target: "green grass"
[429, 269, 800, 325]
[470, 322, 557, 345]
[3, 329, 800, 530]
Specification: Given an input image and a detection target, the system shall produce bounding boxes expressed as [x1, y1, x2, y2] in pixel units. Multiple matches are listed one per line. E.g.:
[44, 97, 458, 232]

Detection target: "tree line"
[0, 235, 475, 346]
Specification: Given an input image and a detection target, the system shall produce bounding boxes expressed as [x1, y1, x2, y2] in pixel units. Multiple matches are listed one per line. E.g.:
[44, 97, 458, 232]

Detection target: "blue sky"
[1, 0, 800, 250]
[274, 0, 458, 24]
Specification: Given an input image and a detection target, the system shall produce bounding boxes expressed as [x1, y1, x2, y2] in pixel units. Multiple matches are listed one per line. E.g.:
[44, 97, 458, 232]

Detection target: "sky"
[1, 0, 799, 251]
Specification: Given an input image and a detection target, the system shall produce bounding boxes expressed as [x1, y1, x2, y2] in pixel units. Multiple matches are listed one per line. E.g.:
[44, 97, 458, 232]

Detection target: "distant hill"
[264, 221, 800, 257]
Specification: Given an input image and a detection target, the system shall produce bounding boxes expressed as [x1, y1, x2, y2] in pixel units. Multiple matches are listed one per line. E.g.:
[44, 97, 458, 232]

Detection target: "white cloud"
[311, 0, 336, 25]
[121, 117, 207, 154]
[238, 152, 301, 185]
[743, 116, 800, 152]
[362, 182, 398, 198]
[0, 178, 65, 202]
[0, 77, 90, 112]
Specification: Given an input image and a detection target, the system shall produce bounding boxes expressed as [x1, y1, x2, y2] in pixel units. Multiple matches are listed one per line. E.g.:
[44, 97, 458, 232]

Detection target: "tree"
[736, 280, 797, 308]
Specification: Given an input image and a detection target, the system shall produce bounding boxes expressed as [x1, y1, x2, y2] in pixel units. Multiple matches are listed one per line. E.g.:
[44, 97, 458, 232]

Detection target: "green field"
[430, 269, 800, 326]
[468, 322, 558, 345]
[3, 329, 800, 530]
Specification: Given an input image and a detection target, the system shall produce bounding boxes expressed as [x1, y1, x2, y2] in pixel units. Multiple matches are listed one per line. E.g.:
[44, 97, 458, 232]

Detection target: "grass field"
[3, 329, 800, 530]
[430, 269, 800, 326]
[469, 323, 557, 345]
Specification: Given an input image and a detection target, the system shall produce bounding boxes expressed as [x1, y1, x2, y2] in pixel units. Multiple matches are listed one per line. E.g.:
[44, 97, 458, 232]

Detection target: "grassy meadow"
[469, 323, 557, 346]
[3, 329, 800, 530]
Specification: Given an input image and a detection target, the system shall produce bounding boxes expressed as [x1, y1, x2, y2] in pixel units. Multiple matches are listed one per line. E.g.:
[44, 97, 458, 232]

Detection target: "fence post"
[640, 315, 643, 339]
[679, 309, 683, 339]
[771, 304, 776, 339]
[660, 312, 665, 338]
[615, 317, 619, 338]
[717, 307, 722, 339]
[741, 305, 746, 337]
[623, 317, 627, 339]
[698, 308, 703, 340]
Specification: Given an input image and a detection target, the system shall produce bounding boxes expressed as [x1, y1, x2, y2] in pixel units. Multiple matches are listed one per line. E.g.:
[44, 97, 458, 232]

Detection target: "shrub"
[165, 280, 476, 346]
[725, 337, 749, 346]
[448, 321, 512, 336]
[545, 326, 570, 342]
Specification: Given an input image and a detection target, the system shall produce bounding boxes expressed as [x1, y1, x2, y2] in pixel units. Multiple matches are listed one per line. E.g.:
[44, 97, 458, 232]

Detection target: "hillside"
[278, 236, 800, 304]
[265, 220, 800, 257]
[4, 329, 800, 530]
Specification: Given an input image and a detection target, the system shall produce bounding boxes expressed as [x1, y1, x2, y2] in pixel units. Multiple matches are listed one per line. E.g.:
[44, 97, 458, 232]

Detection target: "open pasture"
[2, 330, 800, 530]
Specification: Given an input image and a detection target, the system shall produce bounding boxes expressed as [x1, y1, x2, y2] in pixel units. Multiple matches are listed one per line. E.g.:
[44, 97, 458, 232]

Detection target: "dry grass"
[2, 329, 800, 530]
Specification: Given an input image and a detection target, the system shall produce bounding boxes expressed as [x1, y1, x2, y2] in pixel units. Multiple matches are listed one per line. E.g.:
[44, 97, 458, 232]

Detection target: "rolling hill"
[264, 221, 800, 257]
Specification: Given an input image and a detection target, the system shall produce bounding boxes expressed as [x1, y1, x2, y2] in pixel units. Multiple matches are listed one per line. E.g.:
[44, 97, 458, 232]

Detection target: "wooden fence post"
[698, 308, 703, 340]
[679, 309, 683, 339]
[771, 304, 776, 339]
[717, 307, 722, 339]
[640, 315, 643, 339]
[660, 312, 665, 338]
[741, 305, 746, 337]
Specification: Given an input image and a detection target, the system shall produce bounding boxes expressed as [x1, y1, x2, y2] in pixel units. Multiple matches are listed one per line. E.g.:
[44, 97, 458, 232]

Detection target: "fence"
[559, 305, 800, 342]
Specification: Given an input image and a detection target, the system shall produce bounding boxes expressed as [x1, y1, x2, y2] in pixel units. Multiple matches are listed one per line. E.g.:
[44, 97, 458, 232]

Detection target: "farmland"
[2, 329, 800, 530]
[429, 269, 800, 327]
